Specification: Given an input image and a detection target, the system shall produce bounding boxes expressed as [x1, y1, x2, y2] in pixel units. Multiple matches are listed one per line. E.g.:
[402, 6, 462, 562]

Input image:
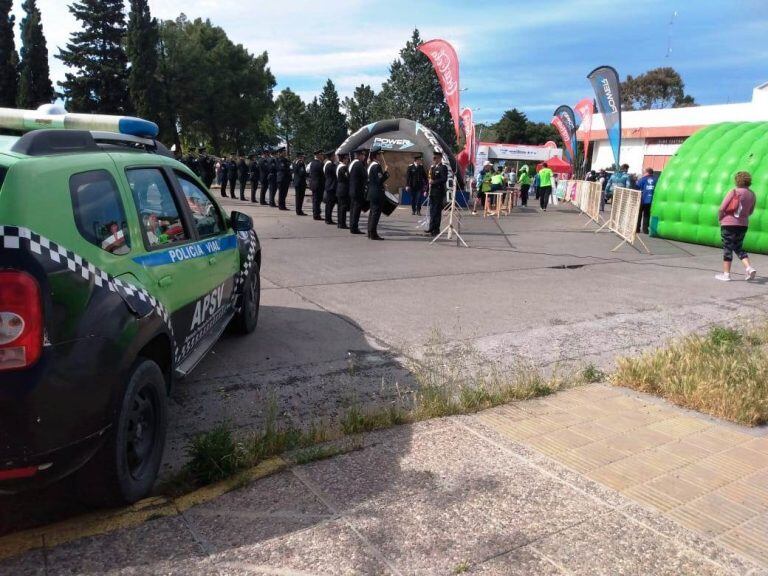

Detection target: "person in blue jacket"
[603, 163, 630, 211]
[636, 167, 657, 234]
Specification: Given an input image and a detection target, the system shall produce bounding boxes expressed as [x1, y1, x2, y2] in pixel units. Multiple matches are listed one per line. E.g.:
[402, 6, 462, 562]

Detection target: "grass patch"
[580, 363, 606, 384]
[612, 324, 768, 426]
[162, 333, 570, 495]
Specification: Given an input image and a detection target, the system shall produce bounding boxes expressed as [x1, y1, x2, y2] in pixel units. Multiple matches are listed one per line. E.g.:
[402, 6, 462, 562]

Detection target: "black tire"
[233, 267, 260, 334]
[78, 359, 167, 505]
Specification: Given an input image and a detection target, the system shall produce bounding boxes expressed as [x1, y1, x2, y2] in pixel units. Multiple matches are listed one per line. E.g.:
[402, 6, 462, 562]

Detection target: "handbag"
[725, 190, 742, 217]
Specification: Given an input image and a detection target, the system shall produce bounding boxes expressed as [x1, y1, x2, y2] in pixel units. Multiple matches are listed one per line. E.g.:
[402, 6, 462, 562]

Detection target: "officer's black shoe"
[313, 216, 323, 221]
[350, 229, 364, 234]
[326, 220, 336, 225]
[296, 211, 307, 216]
[269, 203, 277, 207]
[278, 207, 289, 211]
[370, 234, 384, 240]
[260, 201, 268, 206]
[338, 225, 349, 230]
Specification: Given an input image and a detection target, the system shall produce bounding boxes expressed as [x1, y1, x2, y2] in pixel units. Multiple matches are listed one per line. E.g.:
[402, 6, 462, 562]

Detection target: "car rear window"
[0, 166, 7, 191]
[70, 170, 131, 255]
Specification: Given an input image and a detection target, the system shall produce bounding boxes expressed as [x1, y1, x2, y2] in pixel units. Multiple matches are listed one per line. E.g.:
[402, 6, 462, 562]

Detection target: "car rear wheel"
[78, 358, 167, 505]
[233, 268, 260, 334]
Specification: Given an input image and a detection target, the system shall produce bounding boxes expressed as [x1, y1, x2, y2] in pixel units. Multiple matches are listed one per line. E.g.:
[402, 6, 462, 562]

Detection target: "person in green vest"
[518, 165, 531, 207]
[472, 163, 494, 214]
[538, 163, 554, 211]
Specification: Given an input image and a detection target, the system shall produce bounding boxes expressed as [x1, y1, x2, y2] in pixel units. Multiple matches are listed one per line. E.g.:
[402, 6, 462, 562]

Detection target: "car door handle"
[208, 256, 217, 266]
[158, 275, 173, 287]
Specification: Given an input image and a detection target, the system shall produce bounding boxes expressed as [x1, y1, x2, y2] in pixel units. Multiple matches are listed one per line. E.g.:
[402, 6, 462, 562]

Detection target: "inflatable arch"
[336, 118, 464, 191]
[651, 122, 768, 253]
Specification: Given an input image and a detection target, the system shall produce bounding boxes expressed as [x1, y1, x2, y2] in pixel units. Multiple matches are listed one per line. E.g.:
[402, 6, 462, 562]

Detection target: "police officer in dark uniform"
[427, 151, 449, 236]
[249, 152, 261, 203]
[292, 151, 308, 215]
[237, 153, 249, 201]
[219, 156, 229, 198]
[267, 149, 278, 207]
[227, 155, 238, 199]
[258, 149, 270, 205]
[201, 148, 216, 189]
[406, 153, 428, 215]
[276, 147, 291, 210]
[348, 148, 367, 235]
[323, 151, 337, 225]
[308, 149, 325, 220]
[367, 146, 389, 240]
[336, 153, 350, 229]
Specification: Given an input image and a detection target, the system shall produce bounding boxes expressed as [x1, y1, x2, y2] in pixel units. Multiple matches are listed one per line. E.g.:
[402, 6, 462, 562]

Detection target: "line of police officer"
[183, 145, 448, 241]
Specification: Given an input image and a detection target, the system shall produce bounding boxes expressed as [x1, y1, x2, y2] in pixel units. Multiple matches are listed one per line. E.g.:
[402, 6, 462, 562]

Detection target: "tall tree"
[127, 0, 160, 120]
[0, 0, 18, 107]
[275, 87, 305, 155]
[342, 84, 376, 133]
[57, 0, 131, 114]
[294, 96, 321, 154]
[495, 109, 529, 143]
[373, 29, 456, 148]
[315, 79, 347, 151]
[17, 0, 53, 108]
[156, 16, 275, 155]
[621, 67, 696, 110]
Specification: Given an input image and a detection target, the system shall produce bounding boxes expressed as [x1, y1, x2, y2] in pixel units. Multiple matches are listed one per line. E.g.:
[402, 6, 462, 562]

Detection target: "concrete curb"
[0, 457, 287, 561]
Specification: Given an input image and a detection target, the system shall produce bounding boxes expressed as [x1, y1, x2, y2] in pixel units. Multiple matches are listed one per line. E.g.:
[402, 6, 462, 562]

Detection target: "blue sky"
[19, 0, 768, 124]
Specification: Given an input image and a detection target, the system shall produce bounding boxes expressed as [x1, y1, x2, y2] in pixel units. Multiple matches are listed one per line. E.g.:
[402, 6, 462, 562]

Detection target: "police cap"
[314, 148, 324, 155]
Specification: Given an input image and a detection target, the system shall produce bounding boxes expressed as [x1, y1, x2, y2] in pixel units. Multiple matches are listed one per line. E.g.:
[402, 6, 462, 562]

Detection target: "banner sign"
[587, 65, 622, 167]
[419, 39, 461, 140]
[476, 143, 562, 167]
[460, 107, 473, 162]
[551, 105, 577, 163]
[574, 98, 594, 163]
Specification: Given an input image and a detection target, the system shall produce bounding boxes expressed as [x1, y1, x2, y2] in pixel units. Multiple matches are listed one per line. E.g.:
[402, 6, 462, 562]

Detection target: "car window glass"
[127, 168, 189, 248]
[175, 173, 224, 238]
[70, 170, 130, 255]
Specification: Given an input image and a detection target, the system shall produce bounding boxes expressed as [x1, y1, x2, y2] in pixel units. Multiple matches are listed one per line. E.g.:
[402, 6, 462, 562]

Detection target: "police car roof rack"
[10, 129, 172, 158]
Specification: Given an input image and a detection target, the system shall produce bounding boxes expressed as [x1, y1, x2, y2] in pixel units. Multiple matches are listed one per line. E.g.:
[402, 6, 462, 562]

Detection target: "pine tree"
[127, 0, 159, 120]
[342, 84, 377, 133]
[0, 0, 18, 107]
[17, 0, 54, 108]
[57, 0, 131, 114]
[315, 79, 347, 151]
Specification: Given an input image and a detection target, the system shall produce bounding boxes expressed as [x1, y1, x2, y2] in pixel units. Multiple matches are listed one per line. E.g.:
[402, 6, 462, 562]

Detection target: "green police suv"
[0, 126, 261, 503]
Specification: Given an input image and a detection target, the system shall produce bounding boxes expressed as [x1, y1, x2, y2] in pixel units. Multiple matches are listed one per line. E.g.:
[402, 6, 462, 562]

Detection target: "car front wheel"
[233, 268, 260, 334]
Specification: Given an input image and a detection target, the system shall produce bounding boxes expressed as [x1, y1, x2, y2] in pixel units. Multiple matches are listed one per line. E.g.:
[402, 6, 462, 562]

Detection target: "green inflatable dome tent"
[650, 122, 768, 253]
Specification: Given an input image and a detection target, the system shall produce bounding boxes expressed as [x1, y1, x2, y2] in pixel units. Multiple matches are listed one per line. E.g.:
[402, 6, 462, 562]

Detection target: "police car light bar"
[0, 104, 159, 139]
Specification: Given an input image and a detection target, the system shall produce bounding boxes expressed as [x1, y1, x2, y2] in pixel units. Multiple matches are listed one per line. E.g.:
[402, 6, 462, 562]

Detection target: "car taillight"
[0, 271, 43, 371]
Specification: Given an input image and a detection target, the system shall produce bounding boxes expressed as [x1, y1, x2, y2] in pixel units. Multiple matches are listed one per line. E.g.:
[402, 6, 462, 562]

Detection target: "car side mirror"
[230, 210, 253, 232]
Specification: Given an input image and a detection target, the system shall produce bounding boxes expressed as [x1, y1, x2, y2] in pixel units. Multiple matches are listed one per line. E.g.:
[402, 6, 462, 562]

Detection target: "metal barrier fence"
[562, 180, 603, 227]
[597, 186, 650, 253]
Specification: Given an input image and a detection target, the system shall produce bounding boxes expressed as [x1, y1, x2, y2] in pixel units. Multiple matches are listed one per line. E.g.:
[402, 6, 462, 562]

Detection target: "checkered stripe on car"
[0, 225, 179, 361]
[230, 229, 258, 309]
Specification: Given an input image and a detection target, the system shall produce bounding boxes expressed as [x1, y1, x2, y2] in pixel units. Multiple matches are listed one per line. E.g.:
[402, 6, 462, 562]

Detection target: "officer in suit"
[219, 155, 229, 198]
[258, 149, 270, 205]
[292, 151, 308, 215]
[323, 151, 338, 225]
[348, 148, 367, 235]
[427, 150, 449, 236]
[249, 152, 261, 203]
[308, 149, 325, 220]
[227, 155, 238, 199]
[336, 154, 350, 229]
[406, 153, 428, 215]
[267, 149, 278, 207]
[276, 147, 291, 211]
[366, 147, 389, 240]
[237, 153, 249, 201]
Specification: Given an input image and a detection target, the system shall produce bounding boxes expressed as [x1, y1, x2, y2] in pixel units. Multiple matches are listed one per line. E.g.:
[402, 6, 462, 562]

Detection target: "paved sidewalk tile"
[478, 384, 768, 570]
